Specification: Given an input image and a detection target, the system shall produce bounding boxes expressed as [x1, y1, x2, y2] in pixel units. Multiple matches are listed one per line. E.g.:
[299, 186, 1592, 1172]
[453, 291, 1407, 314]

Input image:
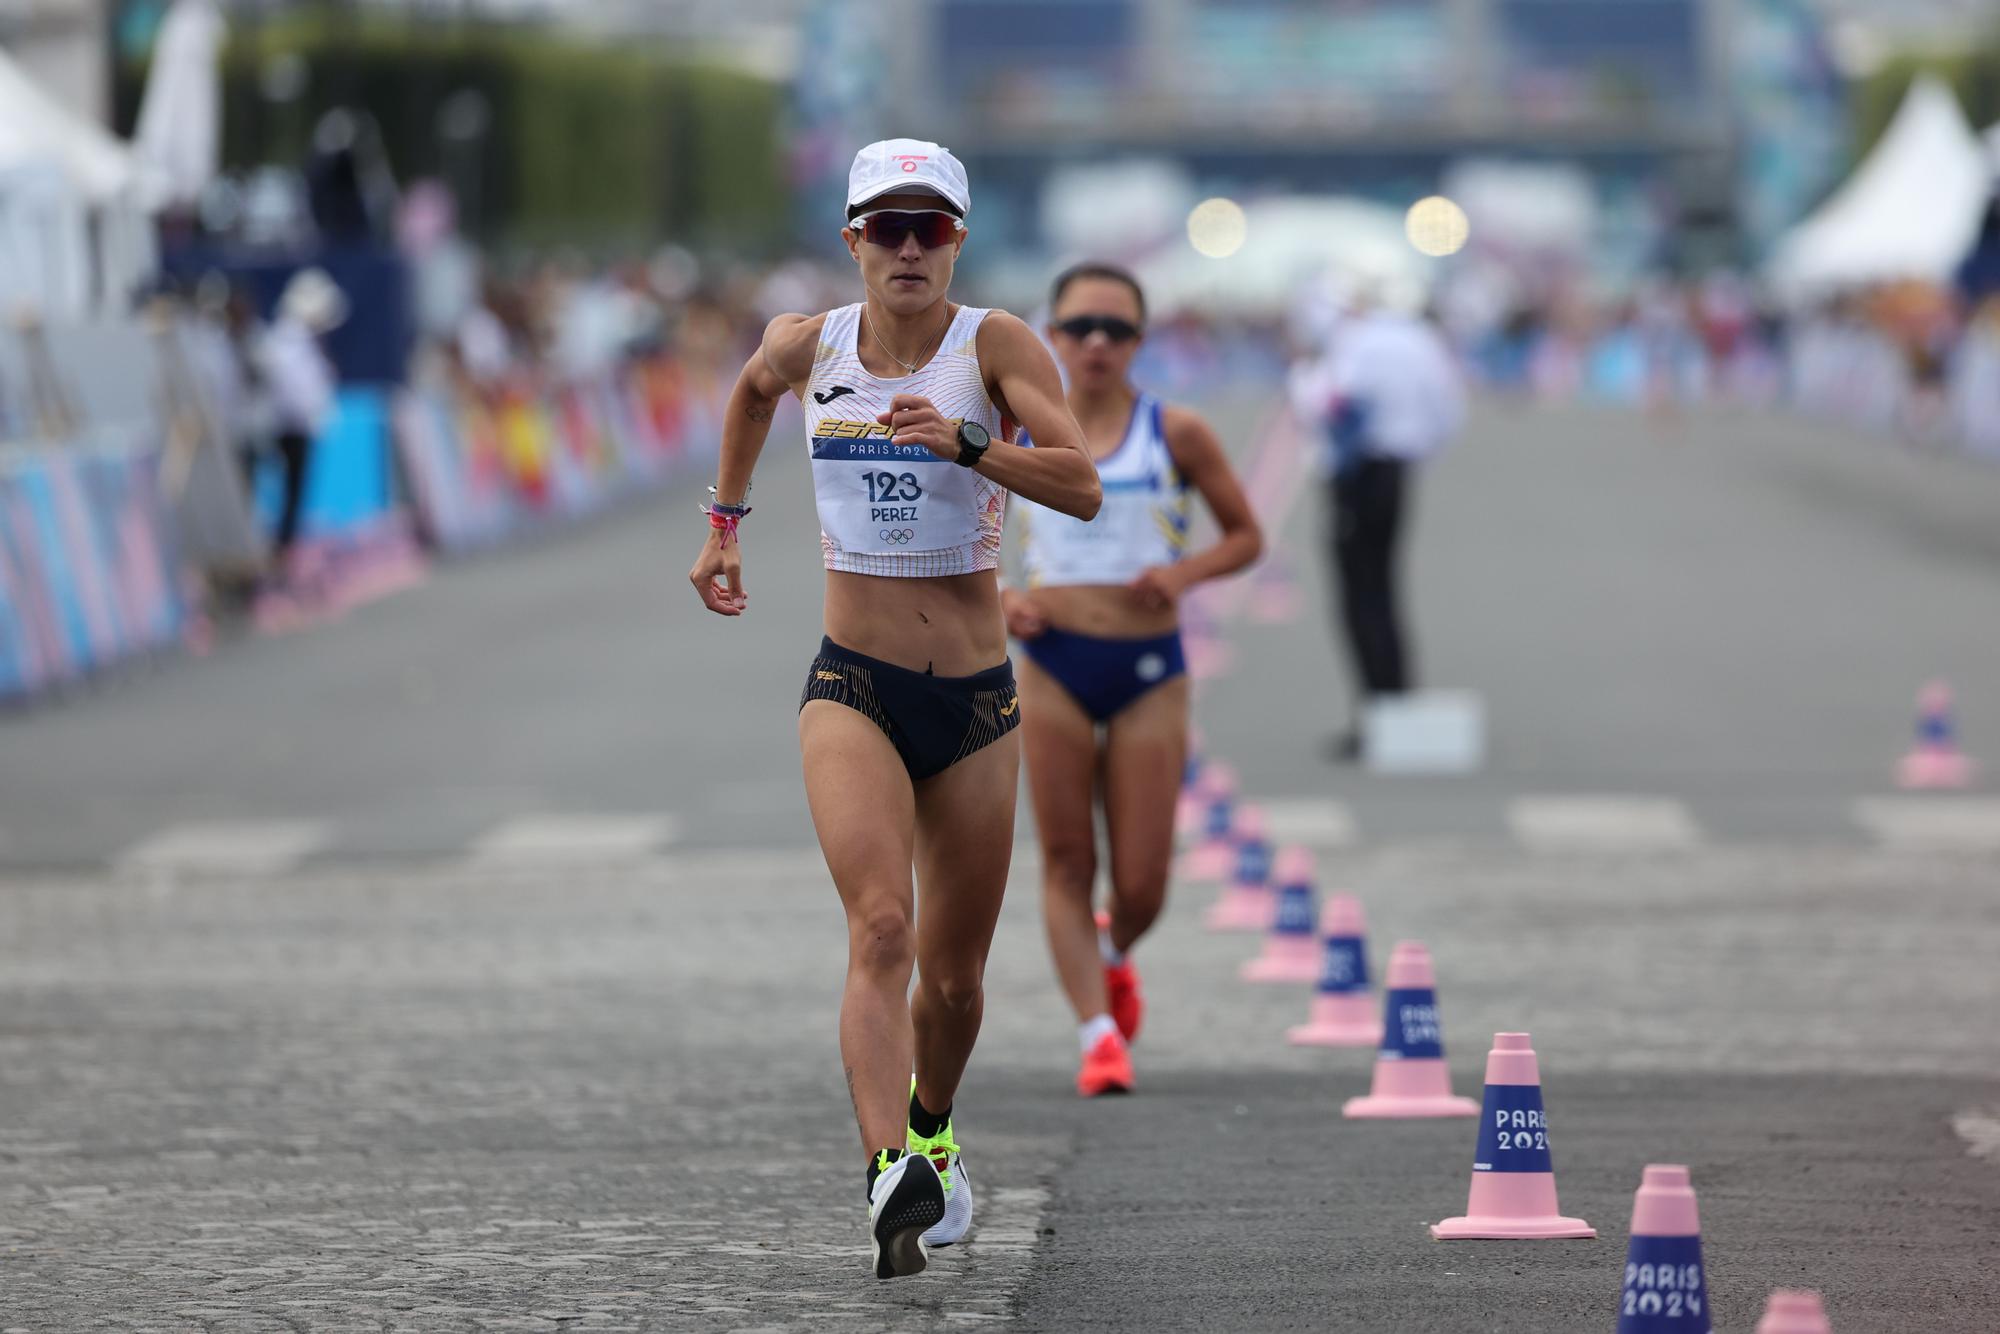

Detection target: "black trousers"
[1327, 458, 1413, 708]
[238, 431, 313, 560]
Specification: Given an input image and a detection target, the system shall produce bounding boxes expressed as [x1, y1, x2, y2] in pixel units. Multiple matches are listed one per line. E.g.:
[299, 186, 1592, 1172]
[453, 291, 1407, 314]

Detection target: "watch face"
[960, 422, 990, 449]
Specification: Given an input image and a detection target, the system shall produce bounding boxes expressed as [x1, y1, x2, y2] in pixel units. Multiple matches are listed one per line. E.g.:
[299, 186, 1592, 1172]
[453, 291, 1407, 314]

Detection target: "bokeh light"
[1404, 195, 1470, 257]
[1187, 197, 1248, 259]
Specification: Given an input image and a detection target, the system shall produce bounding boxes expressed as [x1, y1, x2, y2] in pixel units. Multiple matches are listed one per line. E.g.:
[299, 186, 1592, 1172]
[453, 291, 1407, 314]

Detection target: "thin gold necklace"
[864, 303, 951, 375]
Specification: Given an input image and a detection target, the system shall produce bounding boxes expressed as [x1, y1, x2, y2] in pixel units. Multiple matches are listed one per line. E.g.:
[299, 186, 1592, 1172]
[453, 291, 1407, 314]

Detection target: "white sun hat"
[278, 267, 349, 333]
[847, 138, 970, 218]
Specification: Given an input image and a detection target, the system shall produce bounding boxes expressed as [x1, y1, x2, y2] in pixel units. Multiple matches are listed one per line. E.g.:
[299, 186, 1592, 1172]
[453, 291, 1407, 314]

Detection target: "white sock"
[1079, 1013, 1120, 1053]
[1098, 928, 1126, 967]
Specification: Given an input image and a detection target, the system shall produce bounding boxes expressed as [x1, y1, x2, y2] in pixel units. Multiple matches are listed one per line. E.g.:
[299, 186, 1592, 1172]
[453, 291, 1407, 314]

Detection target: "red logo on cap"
[893, 154, 928, 173]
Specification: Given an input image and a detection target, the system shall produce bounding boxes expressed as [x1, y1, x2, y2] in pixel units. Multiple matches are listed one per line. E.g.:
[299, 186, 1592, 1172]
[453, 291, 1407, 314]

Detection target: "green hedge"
[116, 15, 788, 254]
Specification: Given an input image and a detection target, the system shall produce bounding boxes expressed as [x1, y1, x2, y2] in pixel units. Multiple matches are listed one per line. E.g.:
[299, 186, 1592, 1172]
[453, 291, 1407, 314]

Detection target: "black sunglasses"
[1053, 315, 1142, 343]
[851, 209, 963, 250]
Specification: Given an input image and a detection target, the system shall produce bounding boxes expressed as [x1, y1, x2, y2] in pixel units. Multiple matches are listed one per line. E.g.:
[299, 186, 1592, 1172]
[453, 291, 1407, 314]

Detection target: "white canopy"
[134, 0, 227, 210]
[0, 47, 158, 318]
[1767, 76, 1993, 301]
[0, 46, 146, 201]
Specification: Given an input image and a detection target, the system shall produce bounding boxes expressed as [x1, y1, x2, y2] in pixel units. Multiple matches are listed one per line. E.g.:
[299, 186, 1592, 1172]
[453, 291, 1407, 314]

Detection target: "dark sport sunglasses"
[850, 209, 965, 249]
[1052, 315, 1142, 343]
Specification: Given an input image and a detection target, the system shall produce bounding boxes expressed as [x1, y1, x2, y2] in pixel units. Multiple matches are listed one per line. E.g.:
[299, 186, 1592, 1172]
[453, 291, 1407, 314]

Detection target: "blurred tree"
[114, 13, 790, 256]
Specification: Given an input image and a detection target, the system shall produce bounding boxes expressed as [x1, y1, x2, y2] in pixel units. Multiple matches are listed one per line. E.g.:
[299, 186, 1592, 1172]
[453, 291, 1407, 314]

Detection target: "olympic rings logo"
[879, 528, 915, 545]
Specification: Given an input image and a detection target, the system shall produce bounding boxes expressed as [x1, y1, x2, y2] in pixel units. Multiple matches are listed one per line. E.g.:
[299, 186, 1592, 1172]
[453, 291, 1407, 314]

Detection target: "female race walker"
[1004, 263, 1262, 1097]
[688, 140, 1099, 1280]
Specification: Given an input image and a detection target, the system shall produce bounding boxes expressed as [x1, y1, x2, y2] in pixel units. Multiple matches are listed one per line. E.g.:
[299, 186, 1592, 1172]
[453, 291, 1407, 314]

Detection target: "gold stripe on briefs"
[801, 656, 893, 735]
[951, 685, 1019, 766]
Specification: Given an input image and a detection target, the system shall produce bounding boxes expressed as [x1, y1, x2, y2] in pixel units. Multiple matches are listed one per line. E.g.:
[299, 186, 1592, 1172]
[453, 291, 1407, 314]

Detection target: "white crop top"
[805, 303, 1009, 577]
[1018, 393, 1188, 587]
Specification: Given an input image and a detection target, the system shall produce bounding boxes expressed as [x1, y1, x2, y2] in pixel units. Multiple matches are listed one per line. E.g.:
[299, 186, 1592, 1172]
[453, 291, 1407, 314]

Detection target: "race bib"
[810, 421, 981, 554]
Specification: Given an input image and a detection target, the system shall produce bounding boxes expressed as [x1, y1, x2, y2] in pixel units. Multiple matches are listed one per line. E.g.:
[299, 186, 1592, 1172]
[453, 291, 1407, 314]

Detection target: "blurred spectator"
[213, 285, 276, 500]
[257, 268, 347, 573]
[305, 110, 399, 246]
[1954, 197, 2000, 307]
[456, 280, 516, 391]
[1951, 295, 2000, 460]
[1292, 291, 1466, 758]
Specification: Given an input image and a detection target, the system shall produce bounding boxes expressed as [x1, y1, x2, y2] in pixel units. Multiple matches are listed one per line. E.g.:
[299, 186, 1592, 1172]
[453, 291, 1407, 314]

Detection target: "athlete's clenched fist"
[878, 394, 962, 460]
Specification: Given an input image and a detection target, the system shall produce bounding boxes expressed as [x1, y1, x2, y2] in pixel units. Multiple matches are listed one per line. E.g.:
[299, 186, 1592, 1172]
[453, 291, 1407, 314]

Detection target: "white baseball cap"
[846, 138, 970, 218]
[278, 267, 349, 333]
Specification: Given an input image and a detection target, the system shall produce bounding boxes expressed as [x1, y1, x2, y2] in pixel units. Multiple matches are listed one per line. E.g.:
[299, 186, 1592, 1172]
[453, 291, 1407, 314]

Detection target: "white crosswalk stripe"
[1507, 796, 1703, 853]
[1851, 798, 2000, 852]
[119, 821, 331, 874]
[1256, 798, 1359, 847]
[469, 814, 679, 866]
[59, 794, 2000, 875]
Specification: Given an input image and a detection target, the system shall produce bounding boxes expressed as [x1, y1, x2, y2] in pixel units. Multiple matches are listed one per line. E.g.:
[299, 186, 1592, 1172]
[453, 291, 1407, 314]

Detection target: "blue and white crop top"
[1018, 393, 1188, 587]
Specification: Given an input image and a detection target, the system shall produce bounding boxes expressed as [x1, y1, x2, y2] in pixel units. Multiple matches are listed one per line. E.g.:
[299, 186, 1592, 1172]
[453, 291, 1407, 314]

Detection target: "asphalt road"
[2, 395, 1998, 1331]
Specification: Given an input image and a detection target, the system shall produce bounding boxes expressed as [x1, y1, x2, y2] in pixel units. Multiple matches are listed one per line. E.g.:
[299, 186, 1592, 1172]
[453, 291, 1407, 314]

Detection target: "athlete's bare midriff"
[824, 569, 1007, 675]
[1023, 584, 1180, 640]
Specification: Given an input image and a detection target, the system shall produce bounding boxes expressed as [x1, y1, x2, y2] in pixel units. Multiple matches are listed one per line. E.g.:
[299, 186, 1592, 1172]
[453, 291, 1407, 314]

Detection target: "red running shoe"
[1095, 912, 1145, 1043]
[1077, 1031, 1135, 1098]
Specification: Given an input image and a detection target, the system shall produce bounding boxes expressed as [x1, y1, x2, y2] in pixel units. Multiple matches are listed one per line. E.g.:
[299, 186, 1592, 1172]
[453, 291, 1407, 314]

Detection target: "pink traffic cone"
[1430, 1033, 1594, 1239]
[1617, 1165, 1711, 1333]
[1287, 894, 1377, 1046]
[1343, 942, 1478, 1118]
[1187, 635, 1235, 682]
[1203, 805, 1274, 932]
[1241, 847, 1320, 981]
[1175, 747, 1214, 838]
[1898, 680, 1975, 788]
[1248, 557, 1302, 624]
[1175, 762, 1238, 881]
[1757, 1290, 1831, 1334]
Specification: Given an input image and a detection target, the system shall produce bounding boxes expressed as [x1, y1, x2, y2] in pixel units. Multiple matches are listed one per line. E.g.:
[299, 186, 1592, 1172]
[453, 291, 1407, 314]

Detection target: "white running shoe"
[920, 1145, 972, 1247]
[907, 1078, 973, 1247]
[868, 1151, 945, 1279]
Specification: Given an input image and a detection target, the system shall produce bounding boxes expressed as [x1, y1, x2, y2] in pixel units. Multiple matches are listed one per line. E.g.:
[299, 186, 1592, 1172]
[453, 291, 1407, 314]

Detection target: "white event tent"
[0, 45, 159, 320]
[1766, 76, 1994, 302]
[134, 0, 226, 211]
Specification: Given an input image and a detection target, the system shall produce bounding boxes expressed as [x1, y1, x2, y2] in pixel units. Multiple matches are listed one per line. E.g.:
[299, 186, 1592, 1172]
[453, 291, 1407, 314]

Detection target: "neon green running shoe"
[908, 1079, 973, 1247]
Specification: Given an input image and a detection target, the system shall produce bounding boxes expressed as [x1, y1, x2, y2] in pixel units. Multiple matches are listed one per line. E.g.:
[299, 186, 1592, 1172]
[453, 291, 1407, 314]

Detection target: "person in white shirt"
[255, 268, 347, 569]
[1291, 288, 1464, 758]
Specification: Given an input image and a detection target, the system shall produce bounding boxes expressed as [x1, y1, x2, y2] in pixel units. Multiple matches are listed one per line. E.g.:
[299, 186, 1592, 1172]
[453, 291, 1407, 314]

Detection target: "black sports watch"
[953, 420, 991, 468]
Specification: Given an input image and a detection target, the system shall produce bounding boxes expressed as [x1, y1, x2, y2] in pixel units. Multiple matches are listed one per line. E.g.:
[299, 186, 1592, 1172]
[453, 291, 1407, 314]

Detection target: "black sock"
[866, 1147, 905, 1199]
[909, 1091, 951, 1139]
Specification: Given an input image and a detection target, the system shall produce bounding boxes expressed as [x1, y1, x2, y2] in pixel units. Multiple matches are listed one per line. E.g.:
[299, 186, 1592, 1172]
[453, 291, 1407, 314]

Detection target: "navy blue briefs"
[1019, 626, 1186, 723]
[800, 637, 1020, 780]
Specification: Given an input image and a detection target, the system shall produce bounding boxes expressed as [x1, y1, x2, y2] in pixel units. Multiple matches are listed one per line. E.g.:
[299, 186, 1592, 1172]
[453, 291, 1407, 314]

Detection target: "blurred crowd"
[1436, 209, 2000, 461]
[414, 250, 2000, 470]
[409, 247, 1289, 409]
[415, 253, 750, 406]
